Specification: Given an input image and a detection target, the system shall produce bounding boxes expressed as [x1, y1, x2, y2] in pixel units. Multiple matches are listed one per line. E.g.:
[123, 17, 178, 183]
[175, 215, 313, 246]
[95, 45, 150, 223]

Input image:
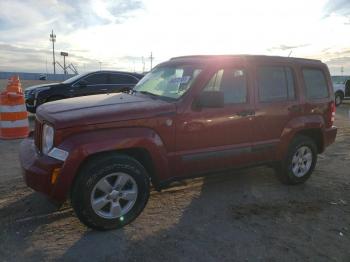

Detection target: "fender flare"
[51, 127, 170, 202]
[276, 114, 325, 159]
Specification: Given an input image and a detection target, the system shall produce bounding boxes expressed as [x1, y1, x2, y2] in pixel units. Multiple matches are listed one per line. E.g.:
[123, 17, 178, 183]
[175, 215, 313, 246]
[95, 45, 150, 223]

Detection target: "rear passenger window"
[84, 73, 109, 84]
[303, 69, 329, 99]
[110, 74, 139, 84]
[257, 66, 295, 102]
[203, 68, 247, 104]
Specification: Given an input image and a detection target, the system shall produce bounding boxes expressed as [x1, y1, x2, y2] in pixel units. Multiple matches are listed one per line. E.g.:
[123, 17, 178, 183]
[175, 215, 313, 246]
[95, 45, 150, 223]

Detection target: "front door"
[175, 67, 255, 176]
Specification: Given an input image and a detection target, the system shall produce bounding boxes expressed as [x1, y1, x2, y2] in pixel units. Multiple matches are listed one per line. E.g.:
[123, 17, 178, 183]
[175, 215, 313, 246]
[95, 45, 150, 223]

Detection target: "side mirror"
[196, 91, 224, 108]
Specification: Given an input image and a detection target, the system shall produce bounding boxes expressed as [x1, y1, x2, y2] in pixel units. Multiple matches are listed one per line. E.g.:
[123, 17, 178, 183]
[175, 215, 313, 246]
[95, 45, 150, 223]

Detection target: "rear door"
[73, 73, 110, 96]
[109, 73, 139, 93]
[302, 67, 334, 128]
[251, 63, 301, 162]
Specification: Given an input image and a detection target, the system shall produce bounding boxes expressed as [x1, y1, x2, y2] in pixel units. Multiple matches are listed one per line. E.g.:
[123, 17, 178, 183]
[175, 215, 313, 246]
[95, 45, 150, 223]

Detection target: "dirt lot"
[0, 99, 349, 261]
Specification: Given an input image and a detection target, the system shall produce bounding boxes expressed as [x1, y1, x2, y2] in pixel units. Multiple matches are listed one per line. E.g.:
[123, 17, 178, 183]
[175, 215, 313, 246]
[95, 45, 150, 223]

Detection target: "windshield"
[133, 65, 202, 100]
[62, 72, 89, 84]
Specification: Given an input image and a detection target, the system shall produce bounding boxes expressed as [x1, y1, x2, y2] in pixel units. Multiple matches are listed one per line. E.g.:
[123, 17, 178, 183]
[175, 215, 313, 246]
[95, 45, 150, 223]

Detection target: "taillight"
[328, 101, 336, 127]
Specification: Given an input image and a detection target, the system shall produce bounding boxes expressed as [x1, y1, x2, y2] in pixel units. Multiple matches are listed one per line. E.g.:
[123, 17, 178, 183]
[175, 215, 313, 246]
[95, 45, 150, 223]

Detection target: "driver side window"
[203, 68, 247, 104]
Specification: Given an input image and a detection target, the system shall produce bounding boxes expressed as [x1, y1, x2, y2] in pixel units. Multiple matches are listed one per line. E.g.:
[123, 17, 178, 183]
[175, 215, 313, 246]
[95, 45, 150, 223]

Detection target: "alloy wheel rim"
[90, 172, 138, 219]
[291, 146, 313, 177]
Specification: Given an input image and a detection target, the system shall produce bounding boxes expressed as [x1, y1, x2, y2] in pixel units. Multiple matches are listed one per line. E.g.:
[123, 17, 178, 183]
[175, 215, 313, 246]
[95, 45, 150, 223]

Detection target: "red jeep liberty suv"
[20, 55, 337, 230]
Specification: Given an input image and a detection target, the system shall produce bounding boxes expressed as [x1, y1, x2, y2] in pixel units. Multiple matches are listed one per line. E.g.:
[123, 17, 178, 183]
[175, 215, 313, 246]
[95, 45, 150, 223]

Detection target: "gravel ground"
[0, 98, 349, 261]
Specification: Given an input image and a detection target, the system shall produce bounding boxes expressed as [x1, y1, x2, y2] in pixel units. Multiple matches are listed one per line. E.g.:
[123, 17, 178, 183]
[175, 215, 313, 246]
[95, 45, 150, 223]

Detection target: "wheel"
[335, 92, 343, 107]
[72, 154, 150, 230]
[275, 135, 317, 185]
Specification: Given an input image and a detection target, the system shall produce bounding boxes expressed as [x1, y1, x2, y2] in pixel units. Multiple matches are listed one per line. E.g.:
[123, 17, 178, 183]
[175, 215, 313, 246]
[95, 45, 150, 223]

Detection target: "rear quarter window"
[302, 69, 329, 99]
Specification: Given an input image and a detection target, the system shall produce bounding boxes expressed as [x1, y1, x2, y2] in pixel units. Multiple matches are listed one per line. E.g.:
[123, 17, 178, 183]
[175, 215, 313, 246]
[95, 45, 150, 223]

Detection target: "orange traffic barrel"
[0, 76, 29, 139]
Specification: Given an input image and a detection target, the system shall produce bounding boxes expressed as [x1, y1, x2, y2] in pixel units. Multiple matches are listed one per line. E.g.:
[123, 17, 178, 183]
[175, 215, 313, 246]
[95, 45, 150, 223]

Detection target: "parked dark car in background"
[38, 74, 47, 80]
[24, 70, 144, 113]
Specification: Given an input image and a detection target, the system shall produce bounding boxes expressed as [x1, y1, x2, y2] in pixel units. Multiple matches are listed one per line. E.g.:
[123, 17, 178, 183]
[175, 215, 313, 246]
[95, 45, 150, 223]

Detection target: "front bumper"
[20, 138, 63, 201]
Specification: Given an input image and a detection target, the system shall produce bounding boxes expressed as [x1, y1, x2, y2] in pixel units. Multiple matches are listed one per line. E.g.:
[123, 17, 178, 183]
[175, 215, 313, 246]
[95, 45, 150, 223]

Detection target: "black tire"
[71, 153, 150, 230]
[335, 92, 343, 107]
[275, 135, 317, 185]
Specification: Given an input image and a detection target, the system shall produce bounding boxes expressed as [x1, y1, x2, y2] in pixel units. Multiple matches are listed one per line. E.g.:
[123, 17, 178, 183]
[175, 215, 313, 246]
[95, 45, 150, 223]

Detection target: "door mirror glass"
[196, 91, 224, 108]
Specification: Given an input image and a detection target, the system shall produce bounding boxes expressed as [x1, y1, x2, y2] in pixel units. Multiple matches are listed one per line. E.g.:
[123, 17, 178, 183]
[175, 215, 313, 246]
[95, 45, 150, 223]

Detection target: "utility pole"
[142, 56, 145, 73]
[50, 30, 56, 74]
[149, 52, 154, 70]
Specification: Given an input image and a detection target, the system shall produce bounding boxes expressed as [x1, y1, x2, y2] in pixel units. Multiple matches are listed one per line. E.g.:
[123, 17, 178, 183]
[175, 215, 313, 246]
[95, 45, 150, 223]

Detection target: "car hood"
[25, 82, 60, 91]
[36, 93, 176, 129]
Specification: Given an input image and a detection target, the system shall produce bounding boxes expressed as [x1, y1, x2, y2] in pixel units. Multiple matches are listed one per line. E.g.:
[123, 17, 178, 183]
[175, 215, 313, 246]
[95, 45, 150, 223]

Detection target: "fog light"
[51, 168, 61, 184]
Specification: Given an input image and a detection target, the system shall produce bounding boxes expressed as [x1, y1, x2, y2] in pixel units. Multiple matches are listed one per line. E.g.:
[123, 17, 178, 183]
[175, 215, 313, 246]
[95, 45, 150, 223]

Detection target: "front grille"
[34, 119, 43, 152]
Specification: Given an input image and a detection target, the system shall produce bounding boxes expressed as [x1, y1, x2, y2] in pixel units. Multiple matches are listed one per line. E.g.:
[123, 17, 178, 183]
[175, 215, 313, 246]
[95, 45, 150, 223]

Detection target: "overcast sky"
[0, 0, 350, 74]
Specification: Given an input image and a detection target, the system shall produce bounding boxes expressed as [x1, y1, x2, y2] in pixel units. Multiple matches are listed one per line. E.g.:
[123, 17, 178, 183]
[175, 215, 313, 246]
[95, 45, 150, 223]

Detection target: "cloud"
[325, 56, 350, 75]
[323, 0, 350, 18]
[267, 44, 310, 51]
[0, 0, 144, 43]
[0, 0, 145, 72]
[317, 48, 350, 75]
[0, 43, 139, 73]
[0, 0, 143, 30]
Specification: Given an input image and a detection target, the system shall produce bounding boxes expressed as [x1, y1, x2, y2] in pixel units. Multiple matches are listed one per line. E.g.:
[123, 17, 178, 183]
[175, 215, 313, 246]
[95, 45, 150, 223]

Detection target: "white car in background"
[332, 76, 350, 106]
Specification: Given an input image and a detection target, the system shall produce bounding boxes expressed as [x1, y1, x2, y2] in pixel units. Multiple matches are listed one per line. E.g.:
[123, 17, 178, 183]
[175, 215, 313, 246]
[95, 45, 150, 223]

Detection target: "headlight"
[42, 124, 54, 154]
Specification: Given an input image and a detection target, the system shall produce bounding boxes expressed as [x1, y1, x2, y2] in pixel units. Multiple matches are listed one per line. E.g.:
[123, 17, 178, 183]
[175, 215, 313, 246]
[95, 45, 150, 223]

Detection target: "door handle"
[288, 105, 302, 112]
[237, 110, 255, 117]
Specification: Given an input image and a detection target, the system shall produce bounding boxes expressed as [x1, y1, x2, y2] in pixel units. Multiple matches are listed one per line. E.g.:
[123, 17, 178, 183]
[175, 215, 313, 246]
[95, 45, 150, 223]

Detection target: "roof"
[170, 55, 322, 65]
[89, 70, 144, 78]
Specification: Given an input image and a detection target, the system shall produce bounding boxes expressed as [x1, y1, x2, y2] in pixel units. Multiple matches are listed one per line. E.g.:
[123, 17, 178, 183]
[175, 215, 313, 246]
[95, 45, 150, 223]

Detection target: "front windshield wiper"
[133, 90, 176, 102]
[138, 91, 159, 98]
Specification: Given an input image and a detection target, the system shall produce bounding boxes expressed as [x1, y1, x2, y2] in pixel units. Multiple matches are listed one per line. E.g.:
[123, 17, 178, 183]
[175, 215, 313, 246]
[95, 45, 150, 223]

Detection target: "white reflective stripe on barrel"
[0, 104, 27, 113]
[0, 119, 29, 128]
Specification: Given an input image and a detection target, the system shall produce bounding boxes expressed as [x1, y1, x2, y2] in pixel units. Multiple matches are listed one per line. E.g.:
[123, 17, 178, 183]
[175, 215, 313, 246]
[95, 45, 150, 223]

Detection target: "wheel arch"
[53, 127, 170, 202]
[292, 129, 323, 153]
[277, 115, 326, 159]
[335, 90, 345, 99]
[70, 147, 160, 199]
